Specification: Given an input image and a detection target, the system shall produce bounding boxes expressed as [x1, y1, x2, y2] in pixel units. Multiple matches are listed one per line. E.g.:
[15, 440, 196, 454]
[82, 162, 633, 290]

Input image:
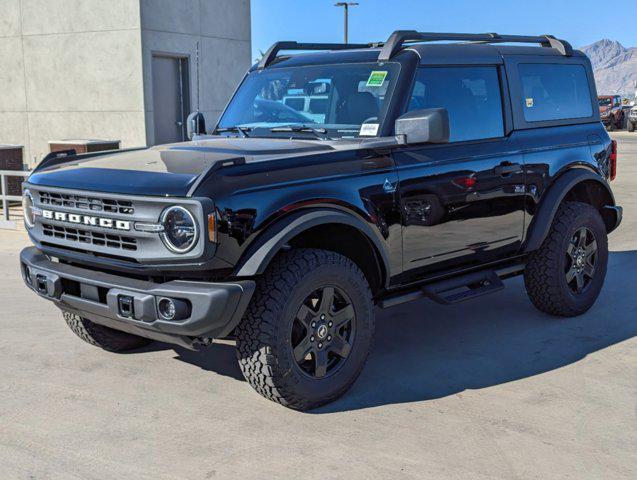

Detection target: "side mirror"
[186, 112, 207, 140]
[395, 108, 449, 144]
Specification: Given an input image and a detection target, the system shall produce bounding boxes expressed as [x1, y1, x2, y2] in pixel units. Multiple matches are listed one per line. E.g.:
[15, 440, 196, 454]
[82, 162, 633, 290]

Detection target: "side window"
[519, 64, 592, 122]
[407, 66, 504, 142]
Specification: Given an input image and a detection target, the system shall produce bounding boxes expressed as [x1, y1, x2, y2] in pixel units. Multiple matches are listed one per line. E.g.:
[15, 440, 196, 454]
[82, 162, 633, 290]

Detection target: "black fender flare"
[233, 208, 391, 286]
[524, 169, 619, 252]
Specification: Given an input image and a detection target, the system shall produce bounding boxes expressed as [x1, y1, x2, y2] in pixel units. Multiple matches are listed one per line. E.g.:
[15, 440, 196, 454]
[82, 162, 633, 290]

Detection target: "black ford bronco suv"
[20, 31, 622, 410]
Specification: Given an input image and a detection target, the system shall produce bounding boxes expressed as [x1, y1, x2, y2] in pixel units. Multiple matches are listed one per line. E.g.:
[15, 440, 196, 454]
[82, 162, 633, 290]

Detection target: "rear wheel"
[63, 311, 151, 352]
[235, 249, 374, 410]
[524, 202, 608, 317]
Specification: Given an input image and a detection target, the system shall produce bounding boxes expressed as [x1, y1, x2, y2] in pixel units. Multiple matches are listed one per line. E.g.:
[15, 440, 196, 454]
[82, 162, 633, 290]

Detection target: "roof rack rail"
[257, 41, 376, 69]
[378, 30, 573, 61]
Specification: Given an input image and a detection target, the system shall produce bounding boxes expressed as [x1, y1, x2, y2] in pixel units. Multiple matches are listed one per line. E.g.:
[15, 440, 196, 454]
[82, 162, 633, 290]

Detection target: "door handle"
[494, 162, 522, 176]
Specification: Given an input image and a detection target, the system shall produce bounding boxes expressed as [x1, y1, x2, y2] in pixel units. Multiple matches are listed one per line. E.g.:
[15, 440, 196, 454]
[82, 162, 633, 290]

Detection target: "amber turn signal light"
[208, 213, 217, 242]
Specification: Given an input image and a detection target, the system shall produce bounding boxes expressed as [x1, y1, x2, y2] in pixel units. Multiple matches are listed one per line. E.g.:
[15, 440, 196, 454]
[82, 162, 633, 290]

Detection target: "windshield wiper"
[269, 125, 330, 139]
[215, 126, 252, 138]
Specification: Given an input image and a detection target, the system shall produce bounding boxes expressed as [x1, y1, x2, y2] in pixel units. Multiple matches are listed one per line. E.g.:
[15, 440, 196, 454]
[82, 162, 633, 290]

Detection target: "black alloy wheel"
[565, 226, 597, 294]
[291, 285, 356, 379]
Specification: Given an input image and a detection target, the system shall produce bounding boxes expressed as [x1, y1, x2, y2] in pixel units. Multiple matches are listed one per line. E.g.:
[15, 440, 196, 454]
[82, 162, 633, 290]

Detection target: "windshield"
[598, 97, 612, 107]
[217, 63, 400, 139]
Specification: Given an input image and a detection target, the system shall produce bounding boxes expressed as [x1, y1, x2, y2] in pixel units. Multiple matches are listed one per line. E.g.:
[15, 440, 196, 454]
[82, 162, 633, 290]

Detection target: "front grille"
[39, 191, 134, 215]
[42, 223, 137, 251]
[28, 186, 204, 262]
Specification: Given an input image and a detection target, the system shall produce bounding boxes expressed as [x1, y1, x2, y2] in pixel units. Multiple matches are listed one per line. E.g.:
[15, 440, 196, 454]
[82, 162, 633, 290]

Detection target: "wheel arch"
[233, 208, 390, 294]
[524, 168, 620, 252]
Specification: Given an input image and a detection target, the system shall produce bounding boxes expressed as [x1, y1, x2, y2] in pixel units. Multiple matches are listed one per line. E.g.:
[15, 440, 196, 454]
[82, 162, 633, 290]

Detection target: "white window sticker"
[525, 98, 534, 108]
[359, 123, 379, 136]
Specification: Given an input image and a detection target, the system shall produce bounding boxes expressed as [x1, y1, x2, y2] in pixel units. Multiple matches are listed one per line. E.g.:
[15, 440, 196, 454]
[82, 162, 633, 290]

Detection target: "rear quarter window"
[519, 64, 592, 122]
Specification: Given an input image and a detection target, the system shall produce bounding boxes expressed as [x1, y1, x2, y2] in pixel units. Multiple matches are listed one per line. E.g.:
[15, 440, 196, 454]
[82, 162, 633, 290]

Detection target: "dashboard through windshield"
[217, 62, 400, 139]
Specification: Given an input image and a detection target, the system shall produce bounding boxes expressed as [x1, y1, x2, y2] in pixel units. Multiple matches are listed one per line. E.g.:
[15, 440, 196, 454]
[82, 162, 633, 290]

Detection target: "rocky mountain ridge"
[580, 39, 637, 96]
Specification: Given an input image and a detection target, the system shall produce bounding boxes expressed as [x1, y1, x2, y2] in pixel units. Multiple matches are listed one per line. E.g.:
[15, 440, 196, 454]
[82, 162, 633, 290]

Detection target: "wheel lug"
[327, 335, 332, 341]
[320, 314, 325, 320]
[310, 336, 315, 342]
[318, 343, 323, 349]
[328, 321, 333, 327]
[311, 321, 316, 328]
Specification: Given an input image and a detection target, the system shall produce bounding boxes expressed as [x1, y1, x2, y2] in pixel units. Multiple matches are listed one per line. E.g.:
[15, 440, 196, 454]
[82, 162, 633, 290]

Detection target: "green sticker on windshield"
[366, 71, 388, 87]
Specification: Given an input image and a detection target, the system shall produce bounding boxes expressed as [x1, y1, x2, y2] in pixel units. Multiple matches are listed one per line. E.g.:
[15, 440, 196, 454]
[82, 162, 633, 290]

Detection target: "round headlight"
[23, 190, 35, 228]
[160, 206, 198, 253]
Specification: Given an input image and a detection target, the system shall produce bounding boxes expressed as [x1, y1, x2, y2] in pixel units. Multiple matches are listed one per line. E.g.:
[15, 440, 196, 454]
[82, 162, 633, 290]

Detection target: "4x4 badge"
[383, 178, 397, 193]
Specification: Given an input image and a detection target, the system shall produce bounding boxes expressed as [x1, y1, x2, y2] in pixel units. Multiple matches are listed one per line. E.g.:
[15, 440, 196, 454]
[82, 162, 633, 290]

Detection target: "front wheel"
[524, 201, 608, 317]
[235, 249, 375, 410]
[63, 311, 151, 352]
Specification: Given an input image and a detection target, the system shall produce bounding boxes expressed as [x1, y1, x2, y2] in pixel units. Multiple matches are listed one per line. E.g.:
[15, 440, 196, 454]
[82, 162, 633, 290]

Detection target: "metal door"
[152, 55, 190, 144]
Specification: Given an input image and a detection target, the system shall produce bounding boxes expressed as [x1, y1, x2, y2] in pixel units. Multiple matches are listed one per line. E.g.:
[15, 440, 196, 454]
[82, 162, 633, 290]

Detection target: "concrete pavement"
[0, 133, 635, 480]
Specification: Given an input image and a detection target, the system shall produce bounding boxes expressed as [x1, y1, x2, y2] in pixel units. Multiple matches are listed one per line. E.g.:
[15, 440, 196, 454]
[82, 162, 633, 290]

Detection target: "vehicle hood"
[27, 137, 353, 196]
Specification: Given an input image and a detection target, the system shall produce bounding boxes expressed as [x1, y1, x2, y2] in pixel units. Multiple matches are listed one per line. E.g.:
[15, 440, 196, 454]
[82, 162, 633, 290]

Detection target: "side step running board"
[421, 270, 503, 305]
[378, 263, 524, 309]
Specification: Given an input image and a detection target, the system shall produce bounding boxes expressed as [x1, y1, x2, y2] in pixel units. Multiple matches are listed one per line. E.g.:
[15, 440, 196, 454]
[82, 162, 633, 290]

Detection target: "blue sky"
[251, 0, 637, 61]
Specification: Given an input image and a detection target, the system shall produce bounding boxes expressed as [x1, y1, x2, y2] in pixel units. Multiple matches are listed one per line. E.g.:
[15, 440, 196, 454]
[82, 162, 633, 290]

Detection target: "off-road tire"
[63, 311, 151, 352]
[235, 249, 375, 410]
[524, 201, 608, 317]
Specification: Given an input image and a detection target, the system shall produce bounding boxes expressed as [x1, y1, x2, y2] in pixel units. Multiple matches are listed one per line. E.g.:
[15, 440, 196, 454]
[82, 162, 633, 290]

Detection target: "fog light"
[158, 298, 176, 320]
[157, 297, 191, 321]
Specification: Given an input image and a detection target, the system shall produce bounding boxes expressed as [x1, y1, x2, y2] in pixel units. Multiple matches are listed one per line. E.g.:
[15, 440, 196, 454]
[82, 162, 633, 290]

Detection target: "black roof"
[252, 30, 582, 71]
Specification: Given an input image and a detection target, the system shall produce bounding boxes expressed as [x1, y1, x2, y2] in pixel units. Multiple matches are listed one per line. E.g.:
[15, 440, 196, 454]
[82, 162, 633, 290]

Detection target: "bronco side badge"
[383, 178, 397, 193]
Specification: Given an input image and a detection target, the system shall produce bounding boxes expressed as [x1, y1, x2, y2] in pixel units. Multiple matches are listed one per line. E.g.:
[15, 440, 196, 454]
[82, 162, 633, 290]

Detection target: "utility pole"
[334, 2, 358, 43]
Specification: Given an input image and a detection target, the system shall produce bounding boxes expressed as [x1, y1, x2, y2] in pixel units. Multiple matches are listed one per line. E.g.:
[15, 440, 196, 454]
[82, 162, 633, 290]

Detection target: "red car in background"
[598, 95, 624, 130]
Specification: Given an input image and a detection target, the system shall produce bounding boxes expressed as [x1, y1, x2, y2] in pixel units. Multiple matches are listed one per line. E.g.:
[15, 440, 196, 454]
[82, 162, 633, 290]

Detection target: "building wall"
[0, 0, 146, 167]
[140, 0, 251, 145]
[0, 0, 251, 167]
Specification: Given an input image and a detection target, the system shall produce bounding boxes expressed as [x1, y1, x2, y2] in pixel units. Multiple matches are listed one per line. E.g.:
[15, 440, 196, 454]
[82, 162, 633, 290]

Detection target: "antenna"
[196, 40, 200, 112]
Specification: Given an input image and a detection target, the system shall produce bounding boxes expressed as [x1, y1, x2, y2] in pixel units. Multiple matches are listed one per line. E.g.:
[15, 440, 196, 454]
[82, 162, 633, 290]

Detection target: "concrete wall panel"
[20, 0, 139, 35]
[200, 0, 251, 41]
[0, 0, 22, 37]
[22, 30, 144, 112]
[140, 0, 199, 35]
[0, 112, 28, 160]
[0, 37, 27, 111]
[200, 37, 250, 112]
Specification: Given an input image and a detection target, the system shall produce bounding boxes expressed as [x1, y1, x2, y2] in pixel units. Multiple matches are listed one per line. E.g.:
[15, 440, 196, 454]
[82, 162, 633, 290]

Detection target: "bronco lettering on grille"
[41, 209, 131, 231]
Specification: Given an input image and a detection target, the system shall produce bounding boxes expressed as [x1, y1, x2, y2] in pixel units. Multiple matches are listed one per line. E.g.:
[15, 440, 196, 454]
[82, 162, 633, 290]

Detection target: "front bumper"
[20, 247, 255, 349]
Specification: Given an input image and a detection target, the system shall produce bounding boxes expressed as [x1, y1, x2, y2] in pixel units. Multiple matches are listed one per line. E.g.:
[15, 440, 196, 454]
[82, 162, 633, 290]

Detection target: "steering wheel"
[362, 116, 378, 124]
